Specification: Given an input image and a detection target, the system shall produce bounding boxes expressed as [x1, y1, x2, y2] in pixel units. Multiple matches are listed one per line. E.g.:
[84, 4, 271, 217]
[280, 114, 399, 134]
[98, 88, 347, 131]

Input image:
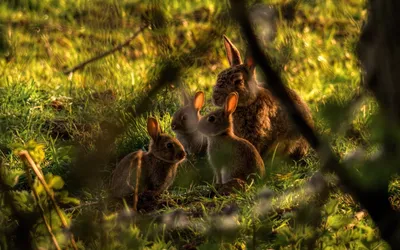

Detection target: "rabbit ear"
[223, 35, 242, 66]
[245, 54, 256, 75]
[224, 92, 239, 116]
[147, 117, 160, 141]
[192, 91, 205, 111]
[181, 89, 190, 105]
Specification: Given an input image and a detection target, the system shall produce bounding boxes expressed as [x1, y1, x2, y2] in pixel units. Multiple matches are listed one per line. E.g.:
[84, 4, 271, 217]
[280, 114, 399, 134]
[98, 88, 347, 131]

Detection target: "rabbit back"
[232, 86, 312, 159]
[110, 150, 143, 198]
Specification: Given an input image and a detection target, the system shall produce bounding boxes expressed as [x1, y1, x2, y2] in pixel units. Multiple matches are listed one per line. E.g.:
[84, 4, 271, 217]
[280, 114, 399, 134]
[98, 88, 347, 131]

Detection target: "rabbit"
[212, 35, 314, 160]
[198, 92, 265, 184]
[110, 117, 186, 208]
[171, 90, 208, 156]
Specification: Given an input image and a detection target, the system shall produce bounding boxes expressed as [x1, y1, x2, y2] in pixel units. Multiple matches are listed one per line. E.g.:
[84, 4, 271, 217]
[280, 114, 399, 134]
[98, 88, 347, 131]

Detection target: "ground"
[0, 0, 397, 249]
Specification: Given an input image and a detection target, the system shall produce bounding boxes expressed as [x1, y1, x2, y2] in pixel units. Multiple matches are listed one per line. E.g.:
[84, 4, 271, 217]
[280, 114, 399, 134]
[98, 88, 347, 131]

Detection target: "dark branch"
[63, 25, 147, 75]
[228, 0, 400, 247]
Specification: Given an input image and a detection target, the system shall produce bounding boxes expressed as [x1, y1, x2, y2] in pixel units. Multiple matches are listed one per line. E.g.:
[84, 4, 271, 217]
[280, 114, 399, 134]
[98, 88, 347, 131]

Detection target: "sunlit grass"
[2, 0, 392, 249]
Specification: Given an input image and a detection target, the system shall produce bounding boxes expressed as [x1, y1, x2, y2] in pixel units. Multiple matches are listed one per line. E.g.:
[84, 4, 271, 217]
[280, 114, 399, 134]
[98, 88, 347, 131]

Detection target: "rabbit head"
[212, 35, 259, 107]
[147, 117, 186, 163]
[171, 91, 205, 134]
[198, 92, 239, 136]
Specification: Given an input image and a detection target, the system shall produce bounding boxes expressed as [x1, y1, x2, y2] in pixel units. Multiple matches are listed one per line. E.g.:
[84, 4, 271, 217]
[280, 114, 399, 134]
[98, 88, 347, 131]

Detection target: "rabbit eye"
[234, 79, 243, 85]
[166, 142, 173, 148]
[207, 115, 216, 123]
[181, 114, 187, 121]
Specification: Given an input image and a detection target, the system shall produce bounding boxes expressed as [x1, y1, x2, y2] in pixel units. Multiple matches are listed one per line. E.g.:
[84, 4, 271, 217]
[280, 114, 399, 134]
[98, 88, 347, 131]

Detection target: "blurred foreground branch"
[63, 25, 147, 75]
[228, 0, 400, 247]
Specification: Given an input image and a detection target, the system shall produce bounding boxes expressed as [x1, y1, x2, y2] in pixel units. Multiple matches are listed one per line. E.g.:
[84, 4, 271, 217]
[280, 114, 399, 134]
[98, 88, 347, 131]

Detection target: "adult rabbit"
[212, 35, 313, 159]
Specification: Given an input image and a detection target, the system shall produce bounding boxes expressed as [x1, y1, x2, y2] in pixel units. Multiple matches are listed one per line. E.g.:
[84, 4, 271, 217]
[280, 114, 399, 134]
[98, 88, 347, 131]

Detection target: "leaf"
[356, 224, 376, 242]
[275, 225, 294, 245]
[326, 215, 352, 230]
[324, 199, 339, 216]
[9, 142, 24, 156]
[10, 140, 46, 165]
[27, 140, 45, 165]
[56, 191, 80, 205]
[48, 175, 64, 190]
[0, 167, 23, 187]
[33, 178, 45, 196]
[337, 229, 353, 243]
[9, 191, 35, 213]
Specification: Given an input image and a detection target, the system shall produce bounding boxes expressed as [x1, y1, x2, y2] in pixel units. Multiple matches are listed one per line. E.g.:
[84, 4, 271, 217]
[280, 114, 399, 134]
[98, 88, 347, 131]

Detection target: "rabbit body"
[111, 150, 181, 198]
[198, 92, 265, 184]
[172, 91, 208, 156]
[206, 132, 265, 184]
[212, 36, 313, 159]
[110, 118, 186, 199]
[231, 84, 311, 158]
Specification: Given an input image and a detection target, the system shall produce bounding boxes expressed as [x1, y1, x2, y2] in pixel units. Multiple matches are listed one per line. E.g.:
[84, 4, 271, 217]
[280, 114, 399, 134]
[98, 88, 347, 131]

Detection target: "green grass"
[0, 0, 395, 249]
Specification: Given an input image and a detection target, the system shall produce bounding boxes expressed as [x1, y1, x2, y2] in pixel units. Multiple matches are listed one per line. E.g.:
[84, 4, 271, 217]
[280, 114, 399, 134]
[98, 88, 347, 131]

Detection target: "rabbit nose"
[177, 151, 186, 160]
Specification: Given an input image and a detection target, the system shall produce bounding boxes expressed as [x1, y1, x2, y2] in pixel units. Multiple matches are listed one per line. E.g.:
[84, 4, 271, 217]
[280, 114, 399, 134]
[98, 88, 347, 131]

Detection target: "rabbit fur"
[212, 35, 314, 160]
[110, 117, 186, 199]
[171, 90, 208, 156]
[198, 92, 265, 184]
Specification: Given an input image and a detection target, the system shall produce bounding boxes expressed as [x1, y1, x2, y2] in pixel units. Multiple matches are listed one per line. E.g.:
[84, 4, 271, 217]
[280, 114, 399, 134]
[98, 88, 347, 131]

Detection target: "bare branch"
[63, 25, 147, 75]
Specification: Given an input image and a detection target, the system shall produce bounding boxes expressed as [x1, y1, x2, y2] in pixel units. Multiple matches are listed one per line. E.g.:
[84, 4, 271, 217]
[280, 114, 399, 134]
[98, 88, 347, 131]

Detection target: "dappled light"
[4, 0, 400, 249]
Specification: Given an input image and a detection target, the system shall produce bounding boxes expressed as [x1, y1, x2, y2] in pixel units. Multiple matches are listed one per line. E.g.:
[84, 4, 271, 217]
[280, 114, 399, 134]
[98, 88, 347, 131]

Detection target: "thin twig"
[64, 201, 100, 212]
[63, 25, 147, 75]
[25, 167, 61, 250]
[19, 150, 79, 250]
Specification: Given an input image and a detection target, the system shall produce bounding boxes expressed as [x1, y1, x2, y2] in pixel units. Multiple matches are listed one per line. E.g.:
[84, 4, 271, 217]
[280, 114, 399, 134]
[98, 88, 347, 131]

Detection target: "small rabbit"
[198, 92, 265, 184]
[110, 117, 186, 208]
[171, 90, 208, 156]
[212, 35, 314, 160]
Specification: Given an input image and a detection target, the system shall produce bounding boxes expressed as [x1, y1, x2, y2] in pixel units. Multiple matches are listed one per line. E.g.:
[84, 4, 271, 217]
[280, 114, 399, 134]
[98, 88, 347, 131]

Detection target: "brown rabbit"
[198, 92, 265, 184]
[171, 91, 208, 156]
[212, 35, 313, 159]
[110, 117, 186, 208]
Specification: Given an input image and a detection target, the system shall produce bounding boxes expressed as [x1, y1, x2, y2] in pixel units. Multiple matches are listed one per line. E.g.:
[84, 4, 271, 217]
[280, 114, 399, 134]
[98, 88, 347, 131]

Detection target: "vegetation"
[0, 0, 395, 249]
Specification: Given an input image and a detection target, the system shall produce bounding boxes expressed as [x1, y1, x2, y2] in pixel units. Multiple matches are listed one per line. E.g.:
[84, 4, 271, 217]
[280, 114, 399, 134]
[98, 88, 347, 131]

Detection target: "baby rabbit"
[212, 35, 314, 160]
[198, 92, 265, 184]
[110, 117, 186, 205]
[171, 91, 208, 156]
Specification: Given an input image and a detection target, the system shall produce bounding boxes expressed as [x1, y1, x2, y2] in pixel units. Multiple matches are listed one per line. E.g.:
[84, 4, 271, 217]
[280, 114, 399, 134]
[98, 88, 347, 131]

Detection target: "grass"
[0, 0, 395, 249]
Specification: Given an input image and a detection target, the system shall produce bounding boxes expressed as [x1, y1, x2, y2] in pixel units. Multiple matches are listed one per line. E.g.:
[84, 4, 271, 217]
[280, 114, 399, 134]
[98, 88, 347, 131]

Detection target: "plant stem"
[19, 150, 78, 250]
[25, 168, 61, 250]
